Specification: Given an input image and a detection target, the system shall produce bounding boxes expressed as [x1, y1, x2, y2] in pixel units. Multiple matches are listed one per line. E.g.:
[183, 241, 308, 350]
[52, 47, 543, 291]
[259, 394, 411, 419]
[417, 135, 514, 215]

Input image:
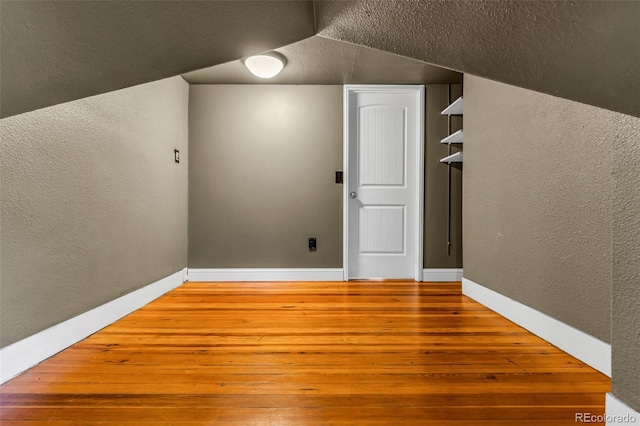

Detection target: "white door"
[344, 85, 424, 280]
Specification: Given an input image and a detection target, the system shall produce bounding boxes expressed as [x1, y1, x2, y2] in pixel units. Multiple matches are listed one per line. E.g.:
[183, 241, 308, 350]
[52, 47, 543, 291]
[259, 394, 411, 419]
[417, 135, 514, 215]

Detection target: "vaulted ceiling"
[2, 1, 638, 118]
[182, 36, 462, 85]
[316, 0, 640, 118]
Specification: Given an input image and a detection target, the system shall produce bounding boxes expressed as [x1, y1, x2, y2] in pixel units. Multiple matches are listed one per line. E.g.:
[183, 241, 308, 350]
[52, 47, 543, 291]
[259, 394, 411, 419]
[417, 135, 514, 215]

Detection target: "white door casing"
[343, 85, 424, 280]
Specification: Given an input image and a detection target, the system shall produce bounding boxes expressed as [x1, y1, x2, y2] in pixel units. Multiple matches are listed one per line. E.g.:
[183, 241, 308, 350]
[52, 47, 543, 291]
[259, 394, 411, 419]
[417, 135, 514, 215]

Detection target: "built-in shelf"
[441, 96, 463, 115]
[441, 129, 463, 144]
[440, 151, 463, 163]
[440, 88, 463, 256]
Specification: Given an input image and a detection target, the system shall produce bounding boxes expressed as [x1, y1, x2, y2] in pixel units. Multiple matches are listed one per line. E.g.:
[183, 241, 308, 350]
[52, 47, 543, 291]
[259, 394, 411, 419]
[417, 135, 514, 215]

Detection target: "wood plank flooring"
[0, 281, 610, 425]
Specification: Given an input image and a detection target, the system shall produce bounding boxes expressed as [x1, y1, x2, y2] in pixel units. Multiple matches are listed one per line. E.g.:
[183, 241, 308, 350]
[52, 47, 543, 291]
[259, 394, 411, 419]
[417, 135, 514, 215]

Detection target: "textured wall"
[4, 1, 638, 119]
[0, 77, 189, 347]
[188, 85, 343, 268]
[463, 75, 613, 342]
[612, 114, 640, 412]
[316, 0, 640, 118]
[1, 1, 315, 117]
[424, 84, 463, 268]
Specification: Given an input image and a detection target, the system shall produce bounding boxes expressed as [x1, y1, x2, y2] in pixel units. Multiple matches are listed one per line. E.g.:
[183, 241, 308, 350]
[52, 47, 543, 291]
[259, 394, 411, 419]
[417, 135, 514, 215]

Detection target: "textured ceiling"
[316, 0, 640, 118]
[183, 36, 462, 85]
[0, 1, 315, 118]
[1, 1, 638, 118]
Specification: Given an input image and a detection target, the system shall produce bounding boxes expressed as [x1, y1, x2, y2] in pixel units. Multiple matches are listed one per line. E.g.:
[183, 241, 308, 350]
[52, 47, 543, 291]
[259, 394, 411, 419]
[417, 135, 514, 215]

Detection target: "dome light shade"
[244, 54, 285, 78]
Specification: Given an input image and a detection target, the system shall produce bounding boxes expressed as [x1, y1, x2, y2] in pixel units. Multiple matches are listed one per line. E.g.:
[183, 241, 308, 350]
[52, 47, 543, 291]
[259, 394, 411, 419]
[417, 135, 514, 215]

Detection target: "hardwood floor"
[0, 281, 610, 425]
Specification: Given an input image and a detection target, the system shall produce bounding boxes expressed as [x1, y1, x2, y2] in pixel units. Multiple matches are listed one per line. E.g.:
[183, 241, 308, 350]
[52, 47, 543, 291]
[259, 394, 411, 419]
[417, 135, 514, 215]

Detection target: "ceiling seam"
[312, 1, 318, 34]
[348, 46, 358, 84]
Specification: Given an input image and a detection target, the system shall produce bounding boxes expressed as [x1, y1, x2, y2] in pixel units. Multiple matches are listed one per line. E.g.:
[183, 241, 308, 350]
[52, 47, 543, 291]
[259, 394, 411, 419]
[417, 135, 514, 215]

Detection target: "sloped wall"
[0, 77, 189, 347]
[463, 75, 614, 342]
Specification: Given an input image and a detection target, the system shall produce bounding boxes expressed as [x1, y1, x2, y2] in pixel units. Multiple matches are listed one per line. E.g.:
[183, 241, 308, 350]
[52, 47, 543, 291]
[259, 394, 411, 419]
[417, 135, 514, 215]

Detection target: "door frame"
[343, 85, 425, 282]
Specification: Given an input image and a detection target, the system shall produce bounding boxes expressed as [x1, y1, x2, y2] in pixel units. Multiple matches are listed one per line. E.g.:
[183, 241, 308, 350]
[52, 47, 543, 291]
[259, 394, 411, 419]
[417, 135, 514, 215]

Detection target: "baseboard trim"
[0, 268, 187, 384]
[188, 268, 344, 282]
[422, 268, 463, 282]
[462, 277, 611, 377]
[606, 394, 640, 425]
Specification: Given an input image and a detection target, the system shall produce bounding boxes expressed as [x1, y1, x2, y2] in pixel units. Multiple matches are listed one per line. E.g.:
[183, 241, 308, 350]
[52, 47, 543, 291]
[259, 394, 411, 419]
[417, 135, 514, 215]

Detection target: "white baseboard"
[462, 277, 611, 377]
[0, 268, 187, 384]
[188, 268, 344, 282]
[422, 268, 463, 282]
[606, 394, 640, 425]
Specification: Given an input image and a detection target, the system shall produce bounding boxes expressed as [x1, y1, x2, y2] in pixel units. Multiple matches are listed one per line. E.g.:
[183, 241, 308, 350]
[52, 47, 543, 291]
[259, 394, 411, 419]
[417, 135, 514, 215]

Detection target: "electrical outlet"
[308, 238, 317, 252]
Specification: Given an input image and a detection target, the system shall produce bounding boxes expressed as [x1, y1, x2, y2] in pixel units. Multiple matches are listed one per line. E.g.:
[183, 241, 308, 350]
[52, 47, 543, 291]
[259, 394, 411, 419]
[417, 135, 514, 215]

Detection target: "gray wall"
[463, 75, 613, 343]
[0, 76, 189, 347]
[188, 85, 343, 268]
[612, 112, 640, 411]
[424, 84, 463, 268]
[189, 84, 463, 270]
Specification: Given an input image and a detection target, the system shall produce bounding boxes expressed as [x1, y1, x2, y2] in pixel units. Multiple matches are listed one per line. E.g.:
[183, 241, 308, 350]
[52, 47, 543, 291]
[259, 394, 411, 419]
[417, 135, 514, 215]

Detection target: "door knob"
[350, 192, 357, 199]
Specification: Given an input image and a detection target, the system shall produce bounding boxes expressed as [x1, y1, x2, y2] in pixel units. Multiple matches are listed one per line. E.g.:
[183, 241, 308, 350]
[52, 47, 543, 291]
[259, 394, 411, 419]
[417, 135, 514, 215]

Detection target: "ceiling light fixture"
[244, 53, 286, 79]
